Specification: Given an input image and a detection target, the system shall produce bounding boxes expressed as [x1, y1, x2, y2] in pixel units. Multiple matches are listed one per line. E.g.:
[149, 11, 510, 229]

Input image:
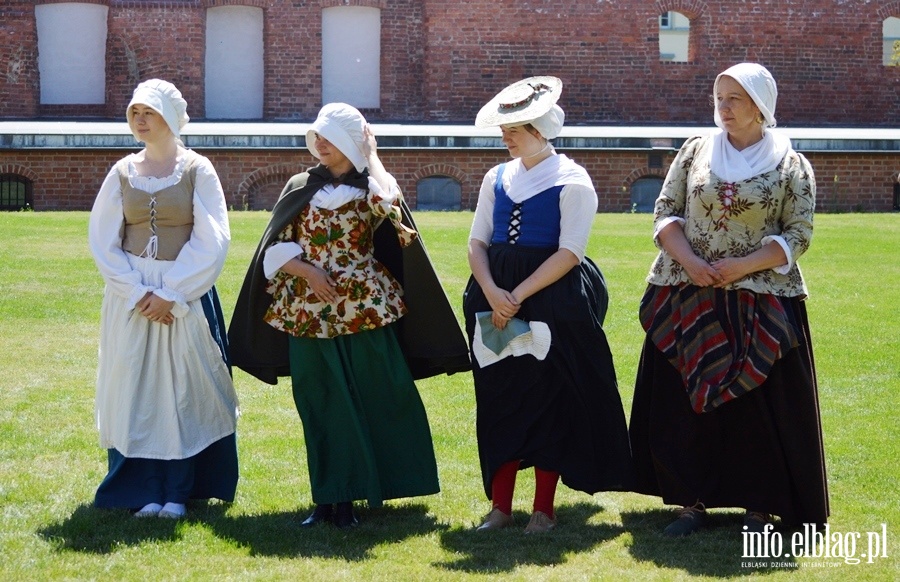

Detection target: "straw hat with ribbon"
[475, 76, 565, 139]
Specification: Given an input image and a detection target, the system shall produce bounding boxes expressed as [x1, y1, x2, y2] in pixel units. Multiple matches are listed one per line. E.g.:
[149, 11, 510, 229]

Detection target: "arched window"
[322, 6, 381, 108]
[0, 175, 33, 211]
[205, 6, 265, 119]
[416, 176, 462, 211]
[659, 11, 690, 63]
[35, 3, 108, 104]
[883, 17, 900, 66]
[630, 176, 663, 213]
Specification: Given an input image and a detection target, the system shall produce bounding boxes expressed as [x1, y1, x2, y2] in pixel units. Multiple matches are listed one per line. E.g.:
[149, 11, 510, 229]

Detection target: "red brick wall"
[805, 153, 900, 212]
[2, 1, 897, 124]
[105, 3, 208, 118]
[0, 2, 39, 117]
[2, 1, 896, 213]
[422, 0, 900, 125]
[3, 147, 895, 213]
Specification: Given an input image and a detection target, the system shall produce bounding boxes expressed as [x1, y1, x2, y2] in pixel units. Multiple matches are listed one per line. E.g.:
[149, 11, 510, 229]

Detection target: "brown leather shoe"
[524, 510, 557, 534]
[475, 508, 514, 531]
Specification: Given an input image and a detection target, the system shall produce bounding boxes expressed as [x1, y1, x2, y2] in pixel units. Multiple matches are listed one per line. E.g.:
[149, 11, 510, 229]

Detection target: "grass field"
[0, 211, 897, 581]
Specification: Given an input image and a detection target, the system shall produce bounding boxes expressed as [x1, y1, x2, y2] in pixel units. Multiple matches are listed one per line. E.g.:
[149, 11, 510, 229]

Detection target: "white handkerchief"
[472, 311, 551, 367]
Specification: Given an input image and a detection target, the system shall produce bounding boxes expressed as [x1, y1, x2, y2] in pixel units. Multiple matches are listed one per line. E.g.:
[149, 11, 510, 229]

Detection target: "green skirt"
[288, 325, 440, 507]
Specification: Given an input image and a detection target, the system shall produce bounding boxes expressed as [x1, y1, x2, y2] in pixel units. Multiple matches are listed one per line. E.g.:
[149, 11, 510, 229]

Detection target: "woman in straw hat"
[464, 77, 634, 533]
[228, 103, 470, 529]
[628, 63, 827, 536]
[89, 79, 238, 519]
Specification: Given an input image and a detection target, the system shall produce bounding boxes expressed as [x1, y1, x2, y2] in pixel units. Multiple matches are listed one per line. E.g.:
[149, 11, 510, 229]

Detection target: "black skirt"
[463, 243, 634, 499]
[629, 289, 829, 527]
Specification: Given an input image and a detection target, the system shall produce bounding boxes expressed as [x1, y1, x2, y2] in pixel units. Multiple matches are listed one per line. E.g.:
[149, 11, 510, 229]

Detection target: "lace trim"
[126, 151, 189, 191]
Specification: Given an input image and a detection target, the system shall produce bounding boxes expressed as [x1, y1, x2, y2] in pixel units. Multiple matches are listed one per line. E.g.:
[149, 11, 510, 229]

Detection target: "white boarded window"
[35, 3, 108, 104]
[659, 11, 690, 62]
[205, 6, 264, 119]
[884, 17, 900, 66]
[322, 6, 380, 108]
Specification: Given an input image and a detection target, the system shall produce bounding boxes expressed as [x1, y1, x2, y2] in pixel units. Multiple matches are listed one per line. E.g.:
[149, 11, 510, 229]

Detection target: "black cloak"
[227, 165, 471, 384]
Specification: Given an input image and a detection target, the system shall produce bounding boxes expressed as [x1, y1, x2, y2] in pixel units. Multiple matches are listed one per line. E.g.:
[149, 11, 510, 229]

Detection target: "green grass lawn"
[0, 211, 897, 581]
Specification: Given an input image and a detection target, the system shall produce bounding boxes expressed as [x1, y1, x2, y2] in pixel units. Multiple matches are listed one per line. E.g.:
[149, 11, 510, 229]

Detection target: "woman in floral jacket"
[628, 63, 828, 536]
[229, 103, 469, 529]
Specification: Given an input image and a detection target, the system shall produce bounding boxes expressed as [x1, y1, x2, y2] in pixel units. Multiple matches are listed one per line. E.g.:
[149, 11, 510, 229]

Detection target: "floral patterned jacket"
[647, 135, 816, 298]
[228, 165, 471, 385]
[263, 181, 416, 338]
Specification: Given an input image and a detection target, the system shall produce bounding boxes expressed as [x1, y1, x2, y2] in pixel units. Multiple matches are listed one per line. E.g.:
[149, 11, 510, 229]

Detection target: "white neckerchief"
[504, 152, 594, 203]
[309, 182, 365, 210]
[709, 128, 791, 183]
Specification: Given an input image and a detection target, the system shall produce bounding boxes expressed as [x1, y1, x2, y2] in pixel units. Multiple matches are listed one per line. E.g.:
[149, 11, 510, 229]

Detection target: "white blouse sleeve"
[88, 163, 155, 310]
[469, 168, 498, 245]
[264, 241, 304, 279]
[368, 174, 402, 211]
[558, 183, 598, 262]
[653, 216, 686, 240]
[154, 156, 230, 317]
[760, 235, 793, 274]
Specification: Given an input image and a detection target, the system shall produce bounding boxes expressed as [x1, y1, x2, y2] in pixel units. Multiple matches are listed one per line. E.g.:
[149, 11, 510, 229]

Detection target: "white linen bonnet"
[307, 103, 368, 173]
[714, 63, 778, 129]
[126, 79, 190, 141]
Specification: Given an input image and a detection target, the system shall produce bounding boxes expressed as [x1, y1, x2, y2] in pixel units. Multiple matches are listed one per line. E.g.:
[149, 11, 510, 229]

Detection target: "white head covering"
[126, 79, 189, 141]
[306, 103, 368, 173]
[528, 105, 565, 140]
[709, 63, 791, 183]
[714, 62, 778, 129]
[475, 76, 565, 139]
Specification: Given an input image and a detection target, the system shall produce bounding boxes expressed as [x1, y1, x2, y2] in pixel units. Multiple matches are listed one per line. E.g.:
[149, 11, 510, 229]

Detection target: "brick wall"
[421, 0, 900, 125]
[3, 1, 898, 124]
[2, 1, 897, 213]
[3, 147, 896, 213]
[0, 2, 38, 117]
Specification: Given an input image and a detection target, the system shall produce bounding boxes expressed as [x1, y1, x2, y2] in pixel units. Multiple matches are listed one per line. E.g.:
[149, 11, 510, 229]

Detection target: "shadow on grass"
[621, 508, 798, 578]
[38, 502, 230, 553]
[436, 502, 624, 573]
[209, 503, 448, 560]
[38, 501, 446, 561]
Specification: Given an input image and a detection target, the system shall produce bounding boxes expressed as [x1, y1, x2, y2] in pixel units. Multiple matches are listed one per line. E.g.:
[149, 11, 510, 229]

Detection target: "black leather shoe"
[334, 502, 358, 529]
[743, 511, 773, 534]
[300, 504, 333, 527]
[663, 503, 706, 537]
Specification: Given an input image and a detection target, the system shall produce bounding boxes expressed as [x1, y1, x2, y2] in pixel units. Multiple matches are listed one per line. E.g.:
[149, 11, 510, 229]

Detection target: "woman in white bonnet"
[228, 103, 469, 528]
[89, 79, 238, 518]
[464, 76, 634, 533]
[629, 63, 828, 536]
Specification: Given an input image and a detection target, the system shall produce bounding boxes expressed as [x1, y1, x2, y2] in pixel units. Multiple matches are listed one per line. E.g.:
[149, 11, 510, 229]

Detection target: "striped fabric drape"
[639, 283, 800, 413]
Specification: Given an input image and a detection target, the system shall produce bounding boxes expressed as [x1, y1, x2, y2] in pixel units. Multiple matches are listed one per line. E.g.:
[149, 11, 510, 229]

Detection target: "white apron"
[95, 253, 238, 460]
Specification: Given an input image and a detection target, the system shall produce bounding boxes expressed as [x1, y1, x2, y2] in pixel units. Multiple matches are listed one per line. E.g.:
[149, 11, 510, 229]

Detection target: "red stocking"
[490, 460, 520, 515]
[533, 467, 560, 518]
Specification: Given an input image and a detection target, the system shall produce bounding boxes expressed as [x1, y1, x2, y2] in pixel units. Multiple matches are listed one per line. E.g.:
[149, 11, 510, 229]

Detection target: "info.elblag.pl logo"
[741, 523, 889, 568]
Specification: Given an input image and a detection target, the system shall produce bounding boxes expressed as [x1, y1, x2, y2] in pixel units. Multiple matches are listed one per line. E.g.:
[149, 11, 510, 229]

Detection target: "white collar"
[709, 129, 791, 183]
[504, 152, 594, 203]
[309, 182, 366, 210]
